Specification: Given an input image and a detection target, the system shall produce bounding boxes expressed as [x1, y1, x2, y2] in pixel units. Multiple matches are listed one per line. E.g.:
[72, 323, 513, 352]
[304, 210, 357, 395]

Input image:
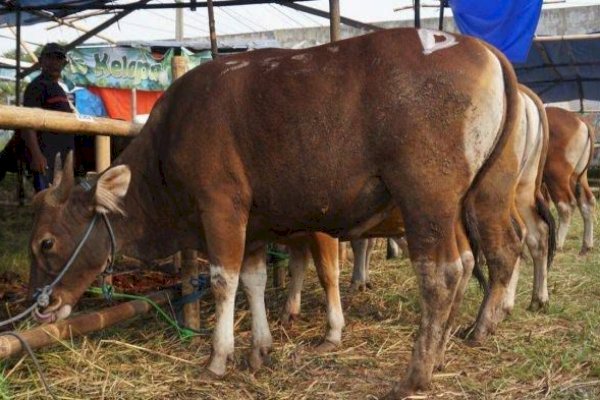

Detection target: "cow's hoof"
[280, 312, 299, 328]
[198, 368, 224, 382]
[350, 281, 367, 292]
[313, 340, 339, 353]
[457, 323, 475, 340]
[247, 347, 272, 372]
[382, 383, 414, 400]
[501, 303, 515, 316]
[466, 325, 494, 346]
[528, 299, 549, 313]
[579, 246, 592, 256]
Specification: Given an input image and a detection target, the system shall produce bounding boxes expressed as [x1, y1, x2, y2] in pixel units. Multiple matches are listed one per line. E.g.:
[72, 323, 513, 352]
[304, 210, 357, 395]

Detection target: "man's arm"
[22, 81, 47, 173]
[21, 128, 46, 172]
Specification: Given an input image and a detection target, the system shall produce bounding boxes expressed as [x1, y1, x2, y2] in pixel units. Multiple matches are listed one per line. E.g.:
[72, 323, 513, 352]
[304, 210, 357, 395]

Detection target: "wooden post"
[169, 56, 199, 330]
[171, 56, 188, 80]
[271, 243, 287, 288]
[0, 289, 177, 359]
[329, 0, 340, 42]
[181, 249, 200, 330]
[0, 105, 142, 136]
[95, 135, 110, 173]
[207, 0, 218, 59]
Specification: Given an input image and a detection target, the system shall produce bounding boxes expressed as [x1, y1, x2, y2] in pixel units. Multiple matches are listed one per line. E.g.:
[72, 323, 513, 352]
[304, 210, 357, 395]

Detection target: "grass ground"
[0, 173, 599, 399]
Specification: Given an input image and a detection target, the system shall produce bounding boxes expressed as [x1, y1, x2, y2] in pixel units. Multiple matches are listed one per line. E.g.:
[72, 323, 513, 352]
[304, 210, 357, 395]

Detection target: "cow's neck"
[106, 138, 183, 262]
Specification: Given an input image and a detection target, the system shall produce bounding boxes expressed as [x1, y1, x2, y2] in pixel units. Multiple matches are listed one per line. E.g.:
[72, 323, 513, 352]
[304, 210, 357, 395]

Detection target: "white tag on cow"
[417, 29, 458, 55]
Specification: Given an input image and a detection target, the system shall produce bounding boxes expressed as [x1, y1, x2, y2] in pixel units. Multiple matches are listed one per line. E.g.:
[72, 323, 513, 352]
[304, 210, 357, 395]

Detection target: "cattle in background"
[26, 28, 524, 397]
[543, 107, 596, 255]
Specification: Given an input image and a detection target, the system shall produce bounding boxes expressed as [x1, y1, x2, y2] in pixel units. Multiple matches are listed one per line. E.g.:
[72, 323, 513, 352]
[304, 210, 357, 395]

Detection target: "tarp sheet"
[515, 36, 600, 112]
[449, 0, 543, 62]
[0, 0, 111, 27]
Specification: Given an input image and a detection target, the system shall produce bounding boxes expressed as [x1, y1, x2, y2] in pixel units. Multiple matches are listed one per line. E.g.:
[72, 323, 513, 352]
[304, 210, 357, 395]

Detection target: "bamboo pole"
[207, 0, 218, 59]
[0, 105, 143, 137]
[169, 56, 200, 330]
[181, 249, 200, 330]
[0, 289, 177, 359]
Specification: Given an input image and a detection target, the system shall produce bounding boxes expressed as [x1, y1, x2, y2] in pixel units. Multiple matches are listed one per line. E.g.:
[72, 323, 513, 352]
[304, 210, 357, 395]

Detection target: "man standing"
[21, 42, 74, 192]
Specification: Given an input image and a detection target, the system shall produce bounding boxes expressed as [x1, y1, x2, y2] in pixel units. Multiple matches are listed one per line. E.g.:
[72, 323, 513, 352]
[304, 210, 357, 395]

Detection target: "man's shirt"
[23, 72, 75, 161]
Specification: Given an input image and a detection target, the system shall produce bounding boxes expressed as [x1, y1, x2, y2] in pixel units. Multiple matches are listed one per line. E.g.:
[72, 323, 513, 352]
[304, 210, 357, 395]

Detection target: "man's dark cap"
[40, 43, 66, 58]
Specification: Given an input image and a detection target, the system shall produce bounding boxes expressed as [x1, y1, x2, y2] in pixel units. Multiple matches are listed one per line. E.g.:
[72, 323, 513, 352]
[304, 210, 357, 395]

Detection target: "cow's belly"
[247, 175, 393, 238]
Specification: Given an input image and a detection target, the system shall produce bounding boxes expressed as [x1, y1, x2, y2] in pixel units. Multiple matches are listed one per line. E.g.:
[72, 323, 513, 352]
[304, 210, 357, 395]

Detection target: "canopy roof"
[516, 34, 600, 112]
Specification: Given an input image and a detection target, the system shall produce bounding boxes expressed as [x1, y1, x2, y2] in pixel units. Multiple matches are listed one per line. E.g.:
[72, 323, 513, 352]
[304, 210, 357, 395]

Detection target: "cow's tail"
[520, 84, 557, 270]
[461, 41, 522, 292]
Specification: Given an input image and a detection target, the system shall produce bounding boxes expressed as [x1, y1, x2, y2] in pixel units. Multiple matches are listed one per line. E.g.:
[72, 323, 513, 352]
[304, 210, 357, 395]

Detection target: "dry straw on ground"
[0, 175, 599, 399]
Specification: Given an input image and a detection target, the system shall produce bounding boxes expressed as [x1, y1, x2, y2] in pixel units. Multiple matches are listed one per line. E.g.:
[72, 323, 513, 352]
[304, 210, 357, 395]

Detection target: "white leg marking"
[208, 265, 239, 376]
[241, 261, 272, 352]
[462, 50, 506, 179]
[556, 201, 573, 249]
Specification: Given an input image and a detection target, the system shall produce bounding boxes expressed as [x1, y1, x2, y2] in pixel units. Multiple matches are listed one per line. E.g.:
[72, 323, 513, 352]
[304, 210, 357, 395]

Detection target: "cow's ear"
[95, 165, 131, 215]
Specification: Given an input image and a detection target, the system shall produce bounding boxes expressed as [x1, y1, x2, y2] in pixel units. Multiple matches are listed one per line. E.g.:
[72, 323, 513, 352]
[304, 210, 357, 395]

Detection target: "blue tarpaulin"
[449, 0, 543, 62]
[0, 0, 111, 27]
[516, 36, 600, 112]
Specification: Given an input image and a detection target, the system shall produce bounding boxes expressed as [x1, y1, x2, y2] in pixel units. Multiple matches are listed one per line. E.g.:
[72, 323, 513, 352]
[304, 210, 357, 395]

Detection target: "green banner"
[182, 49, 213, 70]
[64, 47, 175, 91]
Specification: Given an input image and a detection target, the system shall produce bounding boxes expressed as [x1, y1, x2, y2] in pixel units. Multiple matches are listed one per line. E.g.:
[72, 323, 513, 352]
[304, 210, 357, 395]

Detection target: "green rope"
[87, 285, 199, 340]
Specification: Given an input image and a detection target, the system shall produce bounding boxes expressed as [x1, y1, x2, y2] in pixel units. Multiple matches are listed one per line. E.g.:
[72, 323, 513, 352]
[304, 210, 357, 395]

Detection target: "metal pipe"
[15, 0, 21, 106]
[207, 0, 218, 59]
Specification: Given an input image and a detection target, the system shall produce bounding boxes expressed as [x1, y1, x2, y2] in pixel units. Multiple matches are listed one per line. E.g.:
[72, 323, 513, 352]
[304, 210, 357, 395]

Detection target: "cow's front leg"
[203, 208, 246, 377]
[309, 232, 344, 351]
[240, 247, 273, 371]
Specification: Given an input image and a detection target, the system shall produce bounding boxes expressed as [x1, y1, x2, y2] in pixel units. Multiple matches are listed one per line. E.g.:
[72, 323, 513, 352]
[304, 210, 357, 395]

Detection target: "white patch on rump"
[568, 120, 591, 175]
[291, 54, 308, 61]
[328, 46, 339, 53]
[462, 50, 506, 179]
[417, 29, 458, 55]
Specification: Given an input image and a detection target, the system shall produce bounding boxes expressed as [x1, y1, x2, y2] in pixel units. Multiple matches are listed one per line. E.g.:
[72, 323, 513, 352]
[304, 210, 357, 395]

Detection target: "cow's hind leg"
[548, 179, 576, 251]
[350, 239, 369, 291]
[386, 210, 463, 397]
[281, 242, 310, 326]
[240, 246, 273, 371]
[467, 202, 522, 343]
[577, 174, 596, 254]
[309, 233, 345, 352]
[434, 221, 475, 371]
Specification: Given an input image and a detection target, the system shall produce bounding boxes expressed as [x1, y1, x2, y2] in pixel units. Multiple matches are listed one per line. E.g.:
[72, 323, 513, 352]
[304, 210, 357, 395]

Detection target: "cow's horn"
[50, 151, 74, 203]
[52, 153, 63, 187]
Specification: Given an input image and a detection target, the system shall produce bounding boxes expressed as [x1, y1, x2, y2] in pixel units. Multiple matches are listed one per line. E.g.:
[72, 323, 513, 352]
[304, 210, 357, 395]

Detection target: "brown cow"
[26, 28, 523, 397]
[544, 107, 596, 255]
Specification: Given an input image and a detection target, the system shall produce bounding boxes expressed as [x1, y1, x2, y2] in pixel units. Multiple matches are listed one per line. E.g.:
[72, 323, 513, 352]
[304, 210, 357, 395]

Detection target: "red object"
[88, 87, 163, 121]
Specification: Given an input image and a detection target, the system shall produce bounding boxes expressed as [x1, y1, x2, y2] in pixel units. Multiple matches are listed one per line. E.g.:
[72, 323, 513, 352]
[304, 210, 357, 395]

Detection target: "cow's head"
[28, 152, 131, 323]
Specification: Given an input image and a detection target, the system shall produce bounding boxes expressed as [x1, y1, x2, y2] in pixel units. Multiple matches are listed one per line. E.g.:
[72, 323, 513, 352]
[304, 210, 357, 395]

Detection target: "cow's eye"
[41, 238, 54, 252]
